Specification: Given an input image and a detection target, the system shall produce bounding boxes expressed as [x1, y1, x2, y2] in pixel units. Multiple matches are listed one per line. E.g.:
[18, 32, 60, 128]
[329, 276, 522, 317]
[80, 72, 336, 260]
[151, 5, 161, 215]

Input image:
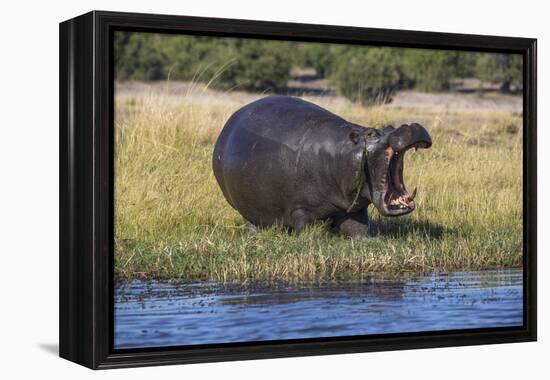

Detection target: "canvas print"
[113, 31, 523, 349]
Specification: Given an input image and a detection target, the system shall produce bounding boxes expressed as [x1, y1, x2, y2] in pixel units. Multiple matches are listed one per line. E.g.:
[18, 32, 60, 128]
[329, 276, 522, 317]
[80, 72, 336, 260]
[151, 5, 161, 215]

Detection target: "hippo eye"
[366, 129, 380, 138]
[349, 131, 361, 144]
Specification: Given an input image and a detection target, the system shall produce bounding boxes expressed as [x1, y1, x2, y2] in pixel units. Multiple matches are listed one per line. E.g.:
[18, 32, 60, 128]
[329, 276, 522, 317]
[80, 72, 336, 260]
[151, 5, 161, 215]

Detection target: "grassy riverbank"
[114, 85, 523, 281]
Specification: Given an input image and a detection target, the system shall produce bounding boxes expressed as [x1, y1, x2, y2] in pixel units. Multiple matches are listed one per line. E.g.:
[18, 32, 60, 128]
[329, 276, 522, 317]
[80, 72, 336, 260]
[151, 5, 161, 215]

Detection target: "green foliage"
[294, 43, 348, 78]
[216, 40, 292, 90]
[114, 31, 523, 104]
[115, 32, 291, 91]
[332, 48, 404, 105]
[476, 53, 522, 92]
[115, 32, 169, 80]
[401, 50, 477, 92]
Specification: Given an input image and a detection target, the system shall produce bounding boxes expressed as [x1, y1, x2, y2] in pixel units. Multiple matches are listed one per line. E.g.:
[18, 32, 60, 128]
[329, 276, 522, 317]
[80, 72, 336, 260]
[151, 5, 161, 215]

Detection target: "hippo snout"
[388, 123, 432, 152]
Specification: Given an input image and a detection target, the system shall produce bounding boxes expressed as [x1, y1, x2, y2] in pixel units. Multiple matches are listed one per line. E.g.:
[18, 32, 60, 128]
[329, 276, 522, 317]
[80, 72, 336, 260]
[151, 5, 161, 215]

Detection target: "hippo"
[212, 95, 432, 236]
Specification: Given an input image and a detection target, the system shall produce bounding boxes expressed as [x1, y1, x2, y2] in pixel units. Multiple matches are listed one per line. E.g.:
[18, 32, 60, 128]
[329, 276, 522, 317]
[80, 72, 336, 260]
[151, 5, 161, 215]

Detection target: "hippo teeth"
[411, 187, 417, 200]
[383, 145, 419, 212]
[389, 195, 409, 208]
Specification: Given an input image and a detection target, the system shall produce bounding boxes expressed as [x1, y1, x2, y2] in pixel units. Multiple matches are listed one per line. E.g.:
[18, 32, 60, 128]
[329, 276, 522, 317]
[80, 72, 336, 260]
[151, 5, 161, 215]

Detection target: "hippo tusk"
[411, 187, 417, 200]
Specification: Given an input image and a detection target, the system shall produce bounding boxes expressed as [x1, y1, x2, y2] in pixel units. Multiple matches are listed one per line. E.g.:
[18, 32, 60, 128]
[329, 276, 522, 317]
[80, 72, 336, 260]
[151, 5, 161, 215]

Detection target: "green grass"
[114, 92, 523, 282]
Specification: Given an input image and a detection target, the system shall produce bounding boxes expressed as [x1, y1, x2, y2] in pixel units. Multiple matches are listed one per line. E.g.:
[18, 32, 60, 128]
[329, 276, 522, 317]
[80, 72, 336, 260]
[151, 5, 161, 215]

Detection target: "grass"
[114, 87, 523, 282]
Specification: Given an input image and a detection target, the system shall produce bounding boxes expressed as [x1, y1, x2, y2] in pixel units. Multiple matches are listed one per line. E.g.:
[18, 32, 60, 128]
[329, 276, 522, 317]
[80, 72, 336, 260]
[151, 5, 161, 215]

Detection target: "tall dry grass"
[114, 85, 523, 281]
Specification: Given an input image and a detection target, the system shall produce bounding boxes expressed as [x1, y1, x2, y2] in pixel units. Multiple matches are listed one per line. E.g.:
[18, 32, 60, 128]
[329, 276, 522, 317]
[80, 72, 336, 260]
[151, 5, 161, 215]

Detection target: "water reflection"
[114, 269, 522, 349]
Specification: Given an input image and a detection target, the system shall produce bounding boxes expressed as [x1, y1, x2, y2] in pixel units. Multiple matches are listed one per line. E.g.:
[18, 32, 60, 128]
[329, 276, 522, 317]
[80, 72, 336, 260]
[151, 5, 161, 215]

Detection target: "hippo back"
[213, 95, 362, 227]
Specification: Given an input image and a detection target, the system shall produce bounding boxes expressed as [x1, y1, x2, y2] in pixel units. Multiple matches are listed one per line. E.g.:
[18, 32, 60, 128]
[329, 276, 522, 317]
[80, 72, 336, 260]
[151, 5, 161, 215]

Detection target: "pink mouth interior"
[383, 147, 415, 211]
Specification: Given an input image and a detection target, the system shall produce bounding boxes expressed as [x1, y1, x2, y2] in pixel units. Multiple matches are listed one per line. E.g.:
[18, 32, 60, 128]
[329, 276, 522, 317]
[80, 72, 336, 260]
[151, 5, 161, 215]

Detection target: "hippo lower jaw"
[377, 140, 431, 216]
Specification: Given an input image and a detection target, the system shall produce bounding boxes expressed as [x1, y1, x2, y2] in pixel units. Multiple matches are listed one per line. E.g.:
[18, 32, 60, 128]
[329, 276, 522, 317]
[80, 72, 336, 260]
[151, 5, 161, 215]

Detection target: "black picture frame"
[59, 10, 537, 369]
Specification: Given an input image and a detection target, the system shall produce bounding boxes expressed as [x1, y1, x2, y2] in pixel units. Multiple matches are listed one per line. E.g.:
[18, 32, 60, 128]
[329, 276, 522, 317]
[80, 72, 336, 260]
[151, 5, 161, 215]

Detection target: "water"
[114, 269, 523, 349]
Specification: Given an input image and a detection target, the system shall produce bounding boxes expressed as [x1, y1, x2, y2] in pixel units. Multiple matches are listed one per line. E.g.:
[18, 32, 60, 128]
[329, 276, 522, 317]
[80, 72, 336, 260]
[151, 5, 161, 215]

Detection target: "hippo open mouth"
[379, 129, 432, 216]
[383, 147, 415, 214]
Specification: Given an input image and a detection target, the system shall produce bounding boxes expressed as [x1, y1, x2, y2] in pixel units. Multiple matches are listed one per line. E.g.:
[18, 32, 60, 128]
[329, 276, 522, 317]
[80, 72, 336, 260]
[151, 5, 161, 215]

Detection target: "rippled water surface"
[114, 269, 522, 349]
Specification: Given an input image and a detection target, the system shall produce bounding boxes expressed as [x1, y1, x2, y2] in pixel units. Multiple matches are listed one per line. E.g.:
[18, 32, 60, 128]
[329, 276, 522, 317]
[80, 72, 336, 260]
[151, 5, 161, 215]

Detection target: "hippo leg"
[331, 208, 370, 237]
[290, 208, 314, 233]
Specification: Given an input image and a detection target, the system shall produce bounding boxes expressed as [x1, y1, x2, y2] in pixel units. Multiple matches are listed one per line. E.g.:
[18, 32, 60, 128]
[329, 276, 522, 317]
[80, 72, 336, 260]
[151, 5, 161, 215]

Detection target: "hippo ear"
[381, 125, 395, 134]
[349, 131, 361, 145]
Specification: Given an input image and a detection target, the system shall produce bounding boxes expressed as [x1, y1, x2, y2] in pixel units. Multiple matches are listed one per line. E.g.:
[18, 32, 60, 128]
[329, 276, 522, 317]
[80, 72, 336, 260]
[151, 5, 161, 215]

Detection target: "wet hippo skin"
[213, 95, 431, 236]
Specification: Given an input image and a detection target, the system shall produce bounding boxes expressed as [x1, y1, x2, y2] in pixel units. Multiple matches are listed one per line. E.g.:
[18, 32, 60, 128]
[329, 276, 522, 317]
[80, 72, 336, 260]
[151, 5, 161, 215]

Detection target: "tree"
[332, 48, 404, 105]
[401, 50, 466, 92]
[294, 43, 348, 78]
[217, 40, 292, 90]
[113, 31, 522, 101]
[476, 53, 522, 92]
